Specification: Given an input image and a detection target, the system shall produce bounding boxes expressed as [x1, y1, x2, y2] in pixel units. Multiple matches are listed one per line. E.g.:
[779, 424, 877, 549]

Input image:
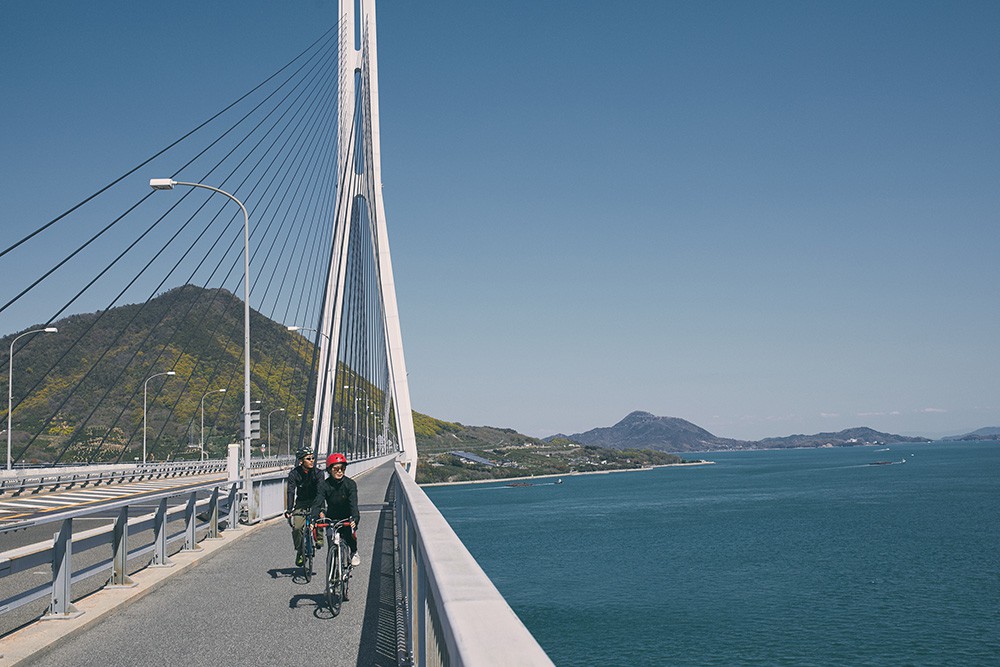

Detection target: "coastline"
[420, 460, 715, 487]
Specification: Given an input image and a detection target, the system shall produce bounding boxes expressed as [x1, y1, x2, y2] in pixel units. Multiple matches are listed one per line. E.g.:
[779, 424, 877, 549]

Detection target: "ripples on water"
[426, 442, 1000, 666]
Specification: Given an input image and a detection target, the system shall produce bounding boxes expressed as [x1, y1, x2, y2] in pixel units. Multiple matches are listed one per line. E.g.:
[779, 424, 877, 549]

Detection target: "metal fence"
[0, 478, 243, 619]
[392, 462, 554, 666]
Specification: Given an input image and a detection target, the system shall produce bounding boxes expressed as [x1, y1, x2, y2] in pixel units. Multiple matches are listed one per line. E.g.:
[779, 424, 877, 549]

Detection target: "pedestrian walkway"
[28, 461, 399, 667]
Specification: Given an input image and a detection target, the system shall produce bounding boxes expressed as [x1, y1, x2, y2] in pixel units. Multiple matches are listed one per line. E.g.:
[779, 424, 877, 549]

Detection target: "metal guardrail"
[0, 478, 245, 619]
[392, 462, 554, 666]
[0, 456, 294, 497]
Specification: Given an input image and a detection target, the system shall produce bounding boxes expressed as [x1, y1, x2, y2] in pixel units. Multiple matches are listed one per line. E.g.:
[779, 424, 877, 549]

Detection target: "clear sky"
[2, 1, 999, 441]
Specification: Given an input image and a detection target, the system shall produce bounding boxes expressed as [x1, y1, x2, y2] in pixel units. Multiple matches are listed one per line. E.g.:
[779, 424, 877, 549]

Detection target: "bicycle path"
[29, 461, 399, 667]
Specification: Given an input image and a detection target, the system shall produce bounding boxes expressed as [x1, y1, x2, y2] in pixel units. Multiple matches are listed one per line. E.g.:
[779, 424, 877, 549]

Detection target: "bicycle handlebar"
[313, 518, 353, 530]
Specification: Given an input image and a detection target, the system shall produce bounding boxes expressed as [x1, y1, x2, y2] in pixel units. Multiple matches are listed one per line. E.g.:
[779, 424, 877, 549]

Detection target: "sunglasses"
[302, 456, 314, 461]
[330, 464, 346, 471]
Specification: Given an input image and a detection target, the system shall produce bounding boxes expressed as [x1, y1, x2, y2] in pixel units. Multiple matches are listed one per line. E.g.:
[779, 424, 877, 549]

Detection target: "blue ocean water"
[425, 442, 1000, 666]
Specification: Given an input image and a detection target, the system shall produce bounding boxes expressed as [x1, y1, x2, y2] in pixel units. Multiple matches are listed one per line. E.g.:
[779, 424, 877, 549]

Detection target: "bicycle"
[291, 511, 317, 582]
[315, 518, 354, 613]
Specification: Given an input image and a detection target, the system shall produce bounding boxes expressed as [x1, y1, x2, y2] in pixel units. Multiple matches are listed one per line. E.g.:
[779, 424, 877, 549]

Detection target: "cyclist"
[285, 448, 324, 566]
[311, 453, 361, 567]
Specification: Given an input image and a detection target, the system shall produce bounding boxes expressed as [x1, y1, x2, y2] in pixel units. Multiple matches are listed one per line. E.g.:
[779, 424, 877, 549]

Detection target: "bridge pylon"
[309, 0, 417, 476]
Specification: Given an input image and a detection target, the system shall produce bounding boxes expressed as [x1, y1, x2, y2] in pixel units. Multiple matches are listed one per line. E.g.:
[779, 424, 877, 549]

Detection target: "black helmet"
[295, 448, 312, 461]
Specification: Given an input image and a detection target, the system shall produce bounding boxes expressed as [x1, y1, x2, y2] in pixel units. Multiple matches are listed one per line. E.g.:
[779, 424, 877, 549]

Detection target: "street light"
[200, 388, 226, 461]
[267, 408, 285, 458]
[288, 325, 332, 451]
[7, 327, 57, 470]
[342, 385, 372, 458]
[152, 178, 253, 517]
[288, 412, 303, 456]
[143, 371, 176, 464]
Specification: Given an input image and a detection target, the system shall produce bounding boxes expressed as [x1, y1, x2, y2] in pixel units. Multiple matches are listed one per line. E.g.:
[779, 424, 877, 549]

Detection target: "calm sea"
[425, 441, 999, 666]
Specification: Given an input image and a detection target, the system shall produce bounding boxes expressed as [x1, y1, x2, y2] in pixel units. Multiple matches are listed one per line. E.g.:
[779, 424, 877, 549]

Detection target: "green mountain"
[2, 285, 315, 464]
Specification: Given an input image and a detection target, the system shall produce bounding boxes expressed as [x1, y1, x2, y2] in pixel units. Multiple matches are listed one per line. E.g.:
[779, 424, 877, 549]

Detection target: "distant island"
[944, 427, 1000, 442]
[549, 411, 931, 452]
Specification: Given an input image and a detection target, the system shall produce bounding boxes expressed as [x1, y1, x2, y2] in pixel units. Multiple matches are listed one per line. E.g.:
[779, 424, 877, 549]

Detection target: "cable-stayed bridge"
[0, 1, 551, 663]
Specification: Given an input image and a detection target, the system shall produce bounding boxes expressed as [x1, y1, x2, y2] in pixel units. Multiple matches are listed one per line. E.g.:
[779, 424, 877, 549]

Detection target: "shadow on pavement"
[356, 483, 400, 667]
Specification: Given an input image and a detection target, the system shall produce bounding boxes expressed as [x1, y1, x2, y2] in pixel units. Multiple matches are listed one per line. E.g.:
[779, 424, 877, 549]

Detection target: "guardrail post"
[183, 491, 201, 552]
[206, 486, 221, 539]
[42, 519, 82, 620]
[107, 507, 136, 588]
[227, 482, 241, 531]
[151, 498, 174, 568]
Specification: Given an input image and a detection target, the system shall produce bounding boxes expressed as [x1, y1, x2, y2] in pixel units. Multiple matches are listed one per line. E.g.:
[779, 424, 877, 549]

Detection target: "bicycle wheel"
[340, 542, 351, 602]
[325, 544, 339, 612]
[302, 528, 314, 583]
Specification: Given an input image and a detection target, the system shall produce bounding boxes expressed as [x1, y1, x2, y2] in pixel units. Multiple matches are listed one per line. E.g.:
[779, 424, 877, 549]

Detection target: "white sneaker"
[351, 552, 361, 567]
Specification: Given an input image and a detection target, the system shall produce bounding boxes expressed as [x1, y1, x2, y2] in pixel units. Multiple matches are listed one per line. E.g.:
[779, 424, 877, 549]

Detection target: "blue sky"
[2, 1, 999, 440]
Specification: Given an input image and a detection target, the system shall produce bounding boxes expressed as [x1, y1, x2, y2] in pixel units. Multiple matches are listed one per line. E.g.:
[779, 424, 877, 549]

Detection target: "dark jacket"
[286, 465, 324, 511]
[311, 475, 360, 526]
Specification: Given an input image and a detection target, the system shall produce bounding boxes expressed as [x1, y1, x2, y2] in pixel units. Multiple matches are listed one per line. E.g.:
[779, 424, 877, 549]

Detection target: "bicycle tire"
[341, 542, 351, 601]
[324, 543, 337, 612]
[303, 525, 314, 583]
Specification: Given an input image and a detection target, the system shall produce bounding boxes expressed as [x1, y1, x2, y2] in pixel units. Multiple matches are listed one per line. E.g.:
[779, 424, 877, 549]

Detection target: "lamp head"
[150, 178, 176, 190]
[166, 371, 176, 376]
[44, 327, 58, 333]
[287, 326, 301, 332]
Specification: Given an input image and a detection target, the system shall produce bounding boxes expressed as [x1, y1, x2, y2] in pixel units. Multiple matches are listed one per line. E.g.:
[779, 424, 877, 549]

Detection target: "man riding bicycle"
[285, 448, 324, 567]
[311, 453, 361, 567]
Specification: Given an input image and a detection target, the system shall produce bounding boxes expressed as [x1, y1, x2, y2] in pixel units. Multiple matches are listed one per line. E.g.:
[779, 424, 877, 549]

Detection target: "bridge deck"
[30, 462, 399, 667]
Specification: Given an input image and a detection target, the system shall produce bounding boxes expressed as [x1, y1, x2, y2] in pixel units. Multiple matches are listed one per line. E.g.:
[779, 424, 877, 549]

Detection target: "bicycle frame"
[315, 518, 353, 613]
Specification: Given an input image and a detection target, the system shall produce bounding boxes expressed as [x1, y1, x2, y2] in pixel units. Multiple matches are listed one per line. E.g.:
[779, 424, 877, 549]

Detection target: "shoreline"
[420, 460, 715, 487]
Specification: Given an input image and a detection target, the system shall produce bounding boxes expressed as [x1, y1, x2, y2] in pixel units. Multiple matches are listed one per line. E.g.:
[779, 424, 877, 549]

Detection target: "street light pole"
[288, 325, 332, 453]
[200, 388, 226, 461]
[289, 412, 302, 456]
[7, 327, 57, 470]
[143, 371, 176, 464]
[152, 178, 253, 517]
[267, 408, 285, 458]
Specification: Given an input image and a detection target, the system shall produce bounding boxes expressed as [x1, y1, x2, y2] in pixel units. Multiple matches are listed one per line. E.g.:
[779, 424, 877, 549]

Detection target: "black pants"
[326, 525, 358, 554]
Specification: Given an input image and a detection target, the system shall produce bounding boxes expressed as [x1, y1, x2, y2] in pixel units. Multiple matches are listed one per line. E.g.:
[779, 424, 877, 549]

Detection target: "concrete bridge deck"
[24, 462, 399, 667]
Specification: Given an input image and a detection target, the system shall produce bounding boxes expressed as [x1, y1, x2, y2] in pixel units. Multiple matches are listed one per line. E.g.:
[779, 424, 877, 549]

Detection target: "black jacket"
[311, 474, 360, 526]
[285, 465, 324, 511]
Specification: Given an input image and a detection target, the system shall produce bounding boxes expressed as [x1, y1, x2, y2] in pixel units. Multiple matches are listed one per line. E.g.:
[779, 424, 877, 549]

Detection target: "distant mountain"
[549, 411, 931, 452]
[944, 427, 1000, 441]
[551, 411, 744, 452]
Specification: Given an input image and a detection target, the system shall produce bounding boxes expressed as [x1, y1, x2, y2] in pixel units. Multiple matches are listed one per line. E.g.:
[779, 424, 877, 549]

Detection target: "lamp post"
[151, 178, 253, 517]
[200, 388, 226, 461]
[7, 327, 58, 470]
[143, 371, 176, 464]
[288, 325, 332, 452]
[288, 412, 302, 456]
[342, 385, 371, 458]
[267, 408, 285, 458]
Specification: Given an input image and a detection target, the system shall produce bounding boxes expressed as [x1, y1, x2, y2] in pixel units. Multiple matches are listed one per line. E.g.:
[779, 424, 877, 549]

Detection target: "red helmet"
[326, 453, 347, 468]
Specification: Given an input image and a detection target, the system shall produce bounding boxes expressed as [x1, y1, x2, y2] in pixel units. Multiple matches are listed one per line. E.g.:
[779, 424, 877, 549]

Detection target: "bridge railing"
[0, 478, 243, 620]
[393, 462, 554, 666]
